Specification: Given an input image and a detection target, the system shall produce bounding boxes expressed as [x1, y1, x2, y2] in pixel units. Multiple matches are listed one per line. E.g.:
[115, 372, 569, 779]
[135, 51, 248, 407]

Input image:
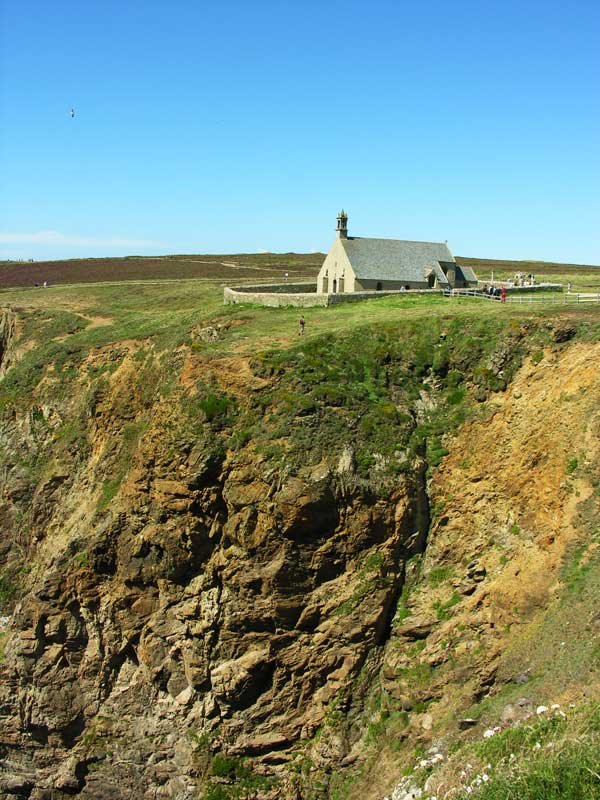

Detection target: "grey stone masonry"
[223, 283, 442, 307]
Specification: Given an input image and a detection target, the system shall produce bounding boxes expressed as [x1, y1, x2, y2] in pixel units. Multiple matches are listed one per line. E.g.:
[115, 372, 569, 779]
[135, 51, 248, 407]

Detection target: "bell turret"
[336, 209, 348, 239]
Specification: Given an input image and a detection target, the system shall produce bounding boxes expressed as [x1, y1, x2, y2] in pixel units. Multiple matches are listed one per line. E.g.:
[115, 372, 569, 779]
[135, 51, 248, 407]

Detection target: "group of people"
[511, 272, 536, 286]
[481, 285, 505, 297]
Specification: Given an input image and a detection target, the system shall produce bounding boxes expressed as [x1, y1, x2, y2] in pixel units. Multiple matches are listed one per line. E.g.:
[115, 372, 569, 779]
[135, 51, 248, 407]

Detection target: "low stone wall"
[224, 283, 443, 307]
[507, 283, 563, 293]
[226, 282, 317, 295]
[224, 287, 328, 307]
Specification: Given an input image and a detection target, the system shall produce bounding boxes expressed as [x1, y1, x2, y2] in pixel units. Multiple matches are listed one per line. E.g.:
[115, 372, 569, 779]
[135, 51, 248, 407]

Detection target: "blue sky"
[1, 0, 599, 263]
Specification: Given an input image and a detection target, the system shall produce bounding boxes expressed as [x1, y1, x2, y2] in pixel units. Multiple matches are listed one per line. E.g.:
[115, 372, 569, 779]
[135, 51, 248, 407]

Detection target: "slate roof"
[456, 263, 478, 283]
[340, 237, 456, 283]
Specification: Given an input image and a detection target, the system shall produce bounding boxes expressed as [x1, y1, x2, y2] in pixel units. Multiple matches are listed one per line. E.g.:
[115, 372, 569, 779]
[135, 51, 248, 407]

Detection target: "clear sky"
[1, 0, 599, 263]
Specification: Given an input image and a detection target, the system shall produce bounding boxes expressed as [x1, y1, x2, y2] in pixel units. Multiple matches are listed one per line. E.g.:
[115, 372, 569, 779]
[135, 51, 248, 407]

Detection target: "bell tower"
[336, 209, 348, 239]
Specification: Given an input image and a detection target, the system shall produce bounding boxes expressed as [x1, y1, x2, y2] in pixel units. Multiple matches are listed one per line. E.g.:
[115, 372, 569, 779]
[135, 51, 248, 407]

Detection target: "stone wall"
[506, 283, 563, 293]
[223, 284, 443, 307]
[224, 287, 329, 308]
[227, 282, 317, 295]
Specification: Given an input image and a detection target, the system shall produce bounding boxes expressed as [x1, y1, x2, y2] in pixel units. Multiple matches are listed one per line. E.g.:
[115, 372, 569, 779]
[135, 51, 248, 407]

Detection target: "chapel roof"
[340, 237, 456, 282]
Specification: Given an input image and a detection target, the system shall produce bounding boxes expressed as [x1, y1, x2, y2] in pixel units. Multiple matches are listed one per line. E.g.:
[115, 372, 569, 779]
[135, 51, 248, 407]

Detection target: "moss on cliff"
[245, 315, 535, 481]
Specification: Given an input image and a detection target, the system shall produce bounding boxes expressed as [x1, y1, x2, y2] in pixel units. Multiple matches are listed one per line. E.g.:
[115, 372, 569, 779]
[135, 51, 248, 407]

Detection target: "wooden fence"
[446, 289, 600, 305]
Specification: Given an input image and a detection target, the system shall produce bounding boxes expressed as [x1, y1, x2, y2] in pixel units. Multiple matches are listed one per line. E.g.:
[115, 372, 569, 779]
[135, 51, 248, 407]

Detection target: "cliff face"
[344, 335, 600, 800]
[0, 311, 16, 378]
[0, 307, 598, 800]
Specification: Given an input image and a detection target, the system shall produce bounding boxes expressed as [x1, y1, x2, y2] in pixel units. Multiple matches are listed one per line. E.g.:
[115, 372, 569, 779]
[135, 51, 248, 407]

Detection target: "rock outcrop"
[0, 310, 16, 377]
[0, 334, 431, 798]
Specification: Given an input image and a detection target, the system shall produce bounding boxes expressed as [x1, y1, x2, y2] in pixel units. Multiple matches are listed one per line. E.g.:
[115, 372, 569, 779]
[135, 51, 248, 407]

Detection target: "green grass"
[465, 745, 600, 800]
[2, 278, 597, 361]
[395, 662, 433, 685]
[433, 590, 462, 620]
[211, 754, 241, 778]
[560, 535, 600, 595]
[0, 574, 17, 609]
[243, 310, 547, 479]
[455, 705, 600, 800]
[427, 565, 453, 587]
[566, 456, 579, 474]
[96, 420, 149, 511]
[200, 753, 275, 799]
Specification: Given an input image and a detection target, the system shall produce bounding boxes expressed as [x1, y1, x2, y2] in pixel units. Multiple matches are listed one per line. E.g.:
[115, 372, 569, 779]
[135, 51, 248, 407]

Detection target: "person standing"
[299, 316, 305, 335]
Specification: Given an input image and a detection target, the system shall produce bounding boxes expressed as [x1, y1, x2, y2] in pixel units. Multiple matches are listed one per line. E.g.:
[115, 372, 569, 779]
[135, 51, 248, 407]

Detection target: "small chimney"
[336, 209, 348, 239]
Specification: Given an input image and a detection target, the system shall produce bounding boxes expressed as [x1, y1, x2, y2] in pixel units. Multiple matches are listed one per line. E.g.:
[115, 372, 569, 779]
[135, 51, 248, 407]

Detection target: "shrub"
[531, 349, 545, 364]
[199, 393, 231, 422]
[202, 787, 229, 800]
[211, 754, 238, 778]
[566, 456, 578, 475]
[428, 565, 453, 587]
[433, 591, 461, 620]
[0, 575, 17, 607]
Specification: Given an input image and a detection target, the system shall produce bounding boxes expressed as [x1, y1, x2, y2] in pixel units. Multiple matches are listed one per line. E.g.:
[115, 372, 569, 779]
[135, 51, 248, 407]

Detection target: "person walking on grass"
[299, 316, 305, 335]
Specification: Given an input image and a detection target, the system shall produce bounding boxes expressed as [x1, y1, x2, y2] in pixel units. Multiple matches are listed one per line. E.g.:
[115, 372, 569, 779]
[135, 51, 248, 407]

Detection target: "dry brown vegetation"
[456, 255, 600, 276]
[0, 252, 324, 288]
[1, 251, 598, 290]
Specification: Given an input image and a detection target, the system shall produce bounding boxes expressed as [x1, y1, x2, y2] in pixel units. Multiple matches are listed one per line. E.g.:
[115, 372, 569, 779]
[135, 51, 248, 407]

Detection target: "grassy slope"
[2, 275, 598, 364]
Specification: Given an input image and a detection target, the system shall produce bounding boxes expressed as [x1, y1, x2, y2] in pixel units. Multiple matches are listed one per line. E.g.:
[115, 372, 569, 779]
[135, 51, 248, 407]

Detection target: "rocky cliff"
[0, 311, 16, 378]
[0, 306, 598, 800]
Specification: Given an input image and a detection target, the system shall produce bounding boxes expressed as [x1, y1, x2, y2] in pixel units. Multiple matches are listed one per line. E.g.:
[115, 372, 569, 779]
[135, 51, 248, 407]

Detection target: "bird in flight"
[70, 108, 75, 118]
